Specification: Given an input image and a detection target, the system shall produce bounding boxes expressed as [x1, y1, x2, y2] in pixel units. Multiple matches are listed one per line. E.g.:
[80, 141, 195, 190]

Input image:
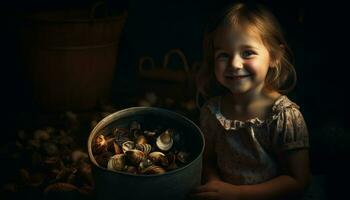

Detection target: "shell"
[124, 165, 138, 174]
[77, 162, 94, 186]
[42, 142, 59, 156]
[167, 161, 178, 170]
[113, 128, 130, 146]
[129, 121, 142, 139]
[71, 150, 88, 163]
[138, 159, 153, 170]
[166, 151, 178, 170]
[44, 183, 81, 199]
[177, 151, 190, 164]
[112, 142, 124, 155]
[94, 151, 113, 168]
[92, 135, 108, 154]
[44, 156, 64, 171]
[144, 130, 156, 137]
[106, 136, 117, 152]
[34, 129, 50, 141]
[113, 142, 123, 155]
[95, 135, 106, 145]
[125, 149, 145, 166]
[148, 151, 169, 167]
[107, 154, 125, 171]
[135, 135, 148, 145]
[19, 168, 45, 187]
[141, 165, 166, 175]
[55, 167, 77, 182]
[156, 129, 173, 151]
[122, 141, 135, 153]
[135, 143, 152, 155]
[132, 129, 144, 139]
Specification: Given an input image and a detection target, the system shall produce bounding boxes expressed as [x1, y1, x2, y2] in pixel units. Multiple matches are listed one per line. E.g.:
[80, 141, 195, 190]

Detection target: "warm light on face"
[213, 27, 272, 95]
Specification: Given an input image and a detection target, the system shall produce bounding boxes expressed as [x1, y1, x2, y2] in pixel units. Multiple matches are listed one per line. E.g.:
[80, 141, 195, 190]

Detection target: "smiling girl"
[191, 2, 310, 200]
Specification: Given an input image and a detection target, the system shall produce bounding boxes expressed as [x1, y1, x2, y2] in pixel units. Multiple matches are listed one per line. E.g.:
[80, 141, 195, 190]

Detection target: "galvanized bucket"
[87, 107, 205, 200]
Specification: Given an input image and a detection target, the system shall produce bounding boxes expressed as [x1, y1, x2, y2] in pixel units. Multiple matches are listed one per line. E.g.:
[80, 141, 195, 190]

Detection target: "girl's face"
[213, 27, 272, 95]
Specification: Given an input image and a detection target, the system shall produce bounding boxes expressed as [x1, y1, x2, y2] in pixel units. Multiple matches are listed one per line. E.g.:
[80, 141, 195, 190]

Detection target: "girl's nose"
[231, 55, 243, 69]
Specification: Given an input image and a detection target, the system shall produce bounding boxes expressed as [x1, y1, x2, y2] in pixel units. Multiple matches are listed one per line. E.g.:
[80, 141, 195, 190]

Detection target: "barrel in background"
[21, 9, 127, 111]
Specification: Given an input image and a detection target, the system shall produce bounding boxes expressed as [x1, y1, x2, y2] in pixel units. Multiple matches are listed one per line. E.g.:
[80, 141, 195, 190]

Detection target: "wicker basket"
[138, 49, 197, 101]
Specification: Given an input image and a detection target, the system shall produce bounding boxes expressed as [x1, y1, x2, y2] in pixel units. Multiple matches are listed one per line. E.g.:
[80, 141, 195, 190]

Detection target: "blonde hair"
[196, 2, 296, 101]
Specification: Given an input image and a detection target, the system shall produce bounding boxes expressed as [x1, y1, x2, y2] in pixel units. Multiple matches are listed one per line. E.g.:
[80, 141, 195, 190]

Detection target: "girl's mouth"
[225, 74, 251, 80]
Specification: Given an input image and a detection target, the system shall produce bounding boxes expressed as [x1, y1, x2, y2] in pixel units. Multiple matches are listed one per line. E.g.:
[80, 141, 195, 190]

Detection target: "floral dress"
[200, 95, 309, 185]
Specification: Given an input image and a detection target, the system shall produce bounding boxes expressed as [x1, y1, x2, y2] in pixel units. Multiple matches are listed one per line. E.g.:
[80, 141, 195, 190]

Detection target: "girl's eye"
[216, 52, 230, 60]
[241, 50, 255, 58]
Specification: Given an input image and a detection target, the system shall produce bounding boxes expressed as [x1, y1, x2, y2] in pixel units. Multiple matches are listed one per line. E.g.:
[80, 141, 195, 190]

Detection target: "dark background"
[2, 0, 349, 199]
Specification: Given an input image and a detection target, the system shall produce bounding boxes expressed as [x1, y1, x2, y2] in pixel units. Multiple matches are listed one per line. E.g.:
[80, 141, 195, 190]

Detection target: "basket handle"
[138, 56, 156, 72]
[162, 49, 190, 72]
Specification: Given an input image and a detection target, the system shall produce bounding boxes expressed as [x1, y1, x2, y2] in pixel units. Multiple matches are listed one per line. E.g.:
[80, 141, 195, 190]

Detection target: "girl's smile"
[224, 73, 252, 81]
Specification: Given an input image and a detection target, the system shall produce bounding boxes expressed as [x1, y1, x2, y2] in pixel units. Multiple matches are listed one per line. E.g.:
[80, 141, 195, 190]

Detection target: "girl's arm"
[199, 105, 221, 183]
[202, 137, 221, 183]
[191, 149, 310, 200]
[237, 149, 311, 200]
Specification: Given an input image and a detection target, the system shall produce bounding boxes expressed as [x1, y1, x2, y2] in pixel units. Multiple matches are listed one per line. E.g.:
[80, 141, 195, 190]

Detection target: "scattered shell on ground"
[44, 183, 82, 199]
[71, 150, 88, 163]
[34, 129, 50, 141]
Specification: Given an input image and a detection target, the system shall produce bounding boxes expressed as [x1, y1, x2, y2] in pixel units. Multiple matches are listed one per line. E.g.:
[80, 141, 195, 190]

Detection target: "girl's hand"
[188, 180, 241, 200]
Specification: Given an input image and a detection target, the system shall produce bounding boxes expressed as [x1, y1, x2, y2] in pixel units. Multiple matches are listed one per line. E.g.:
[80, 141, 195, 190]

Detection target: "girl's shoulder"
[270, 95, 301, 117]
[198, 96, 222, 129]
[200, 96, 221, 115]
[270, 95, 309, 152]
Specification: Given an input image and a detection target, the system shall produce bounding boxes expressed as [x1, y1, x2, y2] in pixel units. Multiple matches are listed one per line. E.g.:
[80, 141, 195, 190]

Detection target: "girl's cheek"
[215, 61, 228, 69]
[244, 61, 260, 72]
[214, 63, 225, 78]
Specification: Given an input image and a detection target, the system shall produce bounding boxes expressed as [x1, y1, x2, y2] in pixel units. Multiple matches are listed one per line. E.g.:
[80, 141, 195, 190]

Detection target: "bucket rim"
[87, 106, 205, 178]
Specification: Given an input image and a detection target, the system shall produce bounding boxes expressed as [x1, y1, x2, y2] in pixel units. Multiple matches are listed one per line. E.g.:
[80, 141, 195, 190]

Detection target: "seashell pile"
[92, 121, 191, 175]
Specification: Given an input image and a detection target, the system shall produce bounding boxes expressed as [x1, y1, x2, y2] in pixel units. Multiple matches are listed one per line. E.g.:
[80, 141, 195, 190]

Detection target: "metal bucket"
[87, 107, 205, 200]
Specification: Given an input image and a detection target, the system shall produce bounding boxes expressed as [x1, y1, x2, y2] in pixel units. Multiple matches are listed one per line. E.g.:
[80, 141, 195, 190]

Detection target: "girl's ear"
[269, 44, 284, 68]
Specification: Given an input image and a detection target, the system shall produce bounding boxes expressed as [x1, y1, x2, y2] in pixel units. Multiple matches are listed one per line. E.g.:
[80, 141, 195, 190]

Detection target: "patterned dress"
[200, 95, 309, 185]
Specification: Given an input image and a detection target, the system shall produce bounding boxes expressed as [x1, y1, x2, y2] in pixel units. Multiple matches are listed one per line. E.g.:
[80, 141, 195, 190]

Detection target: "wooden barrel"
[21, 8, 127, 111]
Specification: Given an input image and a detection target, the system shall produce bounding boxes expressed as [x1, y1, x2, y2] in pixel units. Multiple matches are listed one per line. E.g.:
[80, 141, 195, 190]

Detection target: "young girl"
[190, 2, 310, 200]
